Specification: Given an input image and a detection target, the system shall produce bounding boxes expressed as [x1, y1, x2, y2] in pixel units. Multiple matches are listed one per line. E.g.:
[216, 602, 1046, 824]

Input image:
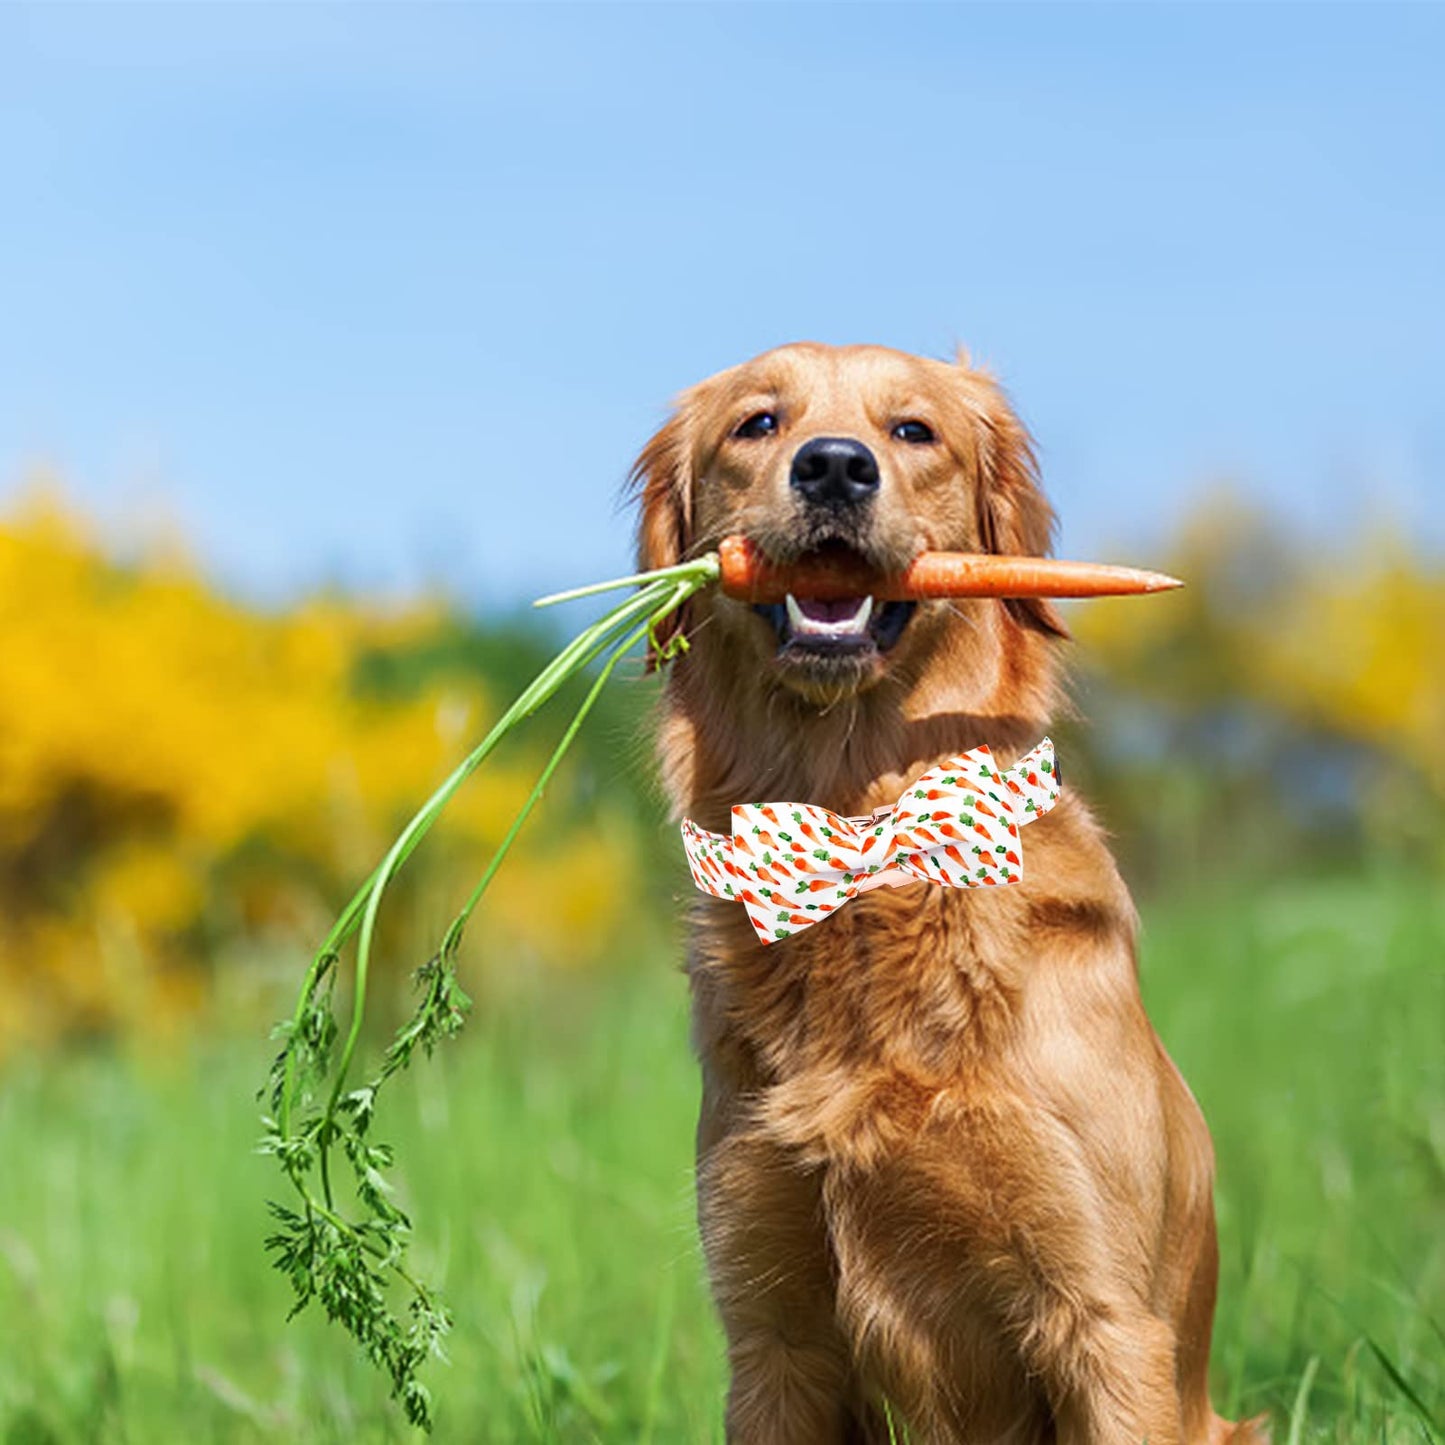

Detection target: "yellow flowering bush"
[1071, 491, 1445, 866]
[0, 490, 638, 1053]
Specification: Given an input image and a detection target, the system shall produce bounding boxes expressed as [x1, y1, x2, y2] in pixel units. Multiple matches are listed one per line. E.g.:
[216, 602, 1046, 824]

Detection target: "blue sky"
[2, 3, 1441, 607]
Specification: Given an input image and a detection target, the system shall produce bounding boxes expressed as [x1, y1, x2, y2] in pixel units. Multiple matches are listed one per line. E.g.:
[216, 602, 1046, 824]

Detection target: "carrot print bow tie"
[680, 739, 1061, 944]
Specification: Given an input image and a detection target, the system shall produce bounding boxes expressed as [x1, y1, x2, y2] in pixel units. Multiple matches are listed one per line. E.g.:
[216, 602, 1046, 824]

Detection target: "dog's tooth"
[855, 596, 874, 631]
[785, 593, 807, 635]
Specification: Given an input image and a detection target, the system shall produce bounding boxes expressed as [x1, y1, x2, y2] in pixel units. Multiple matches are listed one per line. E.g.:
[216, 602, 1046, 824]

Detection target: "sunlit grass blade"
[1363, 1336, 1440, 1442]
[1286, 1355, 1319, 1445]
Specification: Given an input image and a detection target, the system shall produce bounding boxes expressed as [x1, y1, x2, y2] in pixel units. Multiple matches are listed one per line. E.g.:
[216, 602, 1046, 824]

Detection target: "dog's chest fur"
[684, 795, 1145, 1168]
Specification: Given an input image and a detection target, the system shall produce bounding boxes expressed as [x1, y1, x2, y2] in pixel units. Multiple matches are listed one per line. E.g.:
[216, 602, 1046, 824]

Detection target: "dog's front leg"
[1038, 1305, 1185, 1445]
[722, 1327, 869, 1445]
[698, 1120, 872, 1444]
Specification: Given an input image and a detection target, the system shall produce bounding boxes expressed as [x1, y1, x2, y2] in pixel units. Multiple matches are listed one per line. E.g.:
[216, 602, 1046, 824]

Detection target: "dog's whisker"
[841, 694, 862, 759]
[939, 599, 979, 632]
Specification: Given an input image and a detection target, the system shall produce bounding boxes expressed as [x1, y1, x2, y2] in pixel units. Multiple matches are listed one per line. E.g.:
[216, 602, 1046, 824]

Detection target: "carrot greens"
[260, 553, 718, 1429]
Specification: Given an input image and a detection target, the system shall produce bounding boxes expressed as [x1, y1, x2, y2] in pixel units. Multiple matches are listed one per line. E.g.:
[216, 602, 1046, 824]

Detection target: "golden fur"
[631, 343, 1267, 1444]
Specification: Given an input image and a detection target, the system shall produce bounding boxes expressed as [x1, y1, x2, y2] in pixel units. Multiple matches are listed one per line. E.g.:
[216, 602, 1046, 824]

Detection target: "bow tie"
[681, 739, 1060, 944]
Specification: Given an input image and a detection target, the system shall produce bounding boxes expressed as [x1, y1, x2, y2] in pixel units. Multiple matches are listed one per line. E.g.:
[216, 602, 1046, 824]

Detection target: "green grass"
[0, 867, 1440, 1443]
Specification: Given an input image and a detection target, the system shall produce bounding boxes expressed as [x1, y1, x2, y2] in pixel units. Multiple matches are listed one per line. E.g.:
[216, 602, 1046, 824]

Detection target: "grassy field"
[0, 867, 1441, 1443]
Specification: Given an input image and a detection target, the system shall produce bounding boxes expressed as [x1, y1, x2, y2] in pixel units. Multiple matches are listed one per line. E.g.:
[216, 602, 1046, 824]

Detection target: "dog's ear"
[963, 365, 1070, 641]
[627, 406, 695, 670]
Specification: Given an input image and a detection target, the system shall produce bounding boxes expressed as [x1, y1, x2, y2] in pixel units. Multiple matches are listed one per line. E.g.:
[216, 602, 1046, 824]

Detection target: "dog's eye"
[733, 411, 779, 440]
[891, 420, 935, 445]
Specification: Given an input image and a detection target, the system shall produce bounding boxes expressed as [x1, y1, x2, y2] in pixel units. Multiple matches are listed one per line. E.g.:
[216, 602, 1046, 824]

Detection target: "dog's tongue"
[796, 596, 867, 624]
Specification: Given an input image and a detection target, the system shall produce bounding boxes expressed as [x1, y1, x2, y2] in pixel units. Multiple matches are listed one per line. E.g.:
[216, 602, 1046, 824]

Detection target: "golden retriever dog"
[629, 343, 1267, 1445]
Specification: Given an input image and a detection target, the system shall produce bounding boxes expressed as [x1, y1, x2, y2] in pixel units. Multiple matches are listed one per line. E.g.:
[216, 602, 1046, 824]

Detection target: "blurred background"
[0, 5, 1440, 1442]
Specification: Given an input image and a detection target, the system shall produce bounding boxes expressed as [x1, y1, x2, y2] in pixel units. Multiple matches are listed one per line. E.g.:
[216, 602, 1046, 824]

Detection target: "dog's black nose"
[790, 437, 881, 507]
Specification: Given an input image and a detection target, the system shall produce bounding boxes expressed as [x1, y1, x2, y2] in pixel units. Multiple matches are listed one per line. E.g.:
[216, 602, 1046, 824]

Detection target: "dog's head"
[631, 342, 1066, 713]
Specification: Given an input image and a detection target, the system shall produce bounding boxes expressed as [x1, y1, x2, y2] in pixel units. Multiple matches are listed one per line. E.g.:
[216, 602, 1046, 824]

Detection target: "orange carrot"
[717, 534, 1181, 603]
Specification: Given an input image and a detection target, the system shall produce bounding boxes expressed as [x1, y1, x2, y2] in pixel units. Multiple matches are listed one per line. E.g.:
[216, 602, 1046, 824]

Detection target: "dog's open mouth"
[753, 593, 916, 657]
[745, 539, 919, 675]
